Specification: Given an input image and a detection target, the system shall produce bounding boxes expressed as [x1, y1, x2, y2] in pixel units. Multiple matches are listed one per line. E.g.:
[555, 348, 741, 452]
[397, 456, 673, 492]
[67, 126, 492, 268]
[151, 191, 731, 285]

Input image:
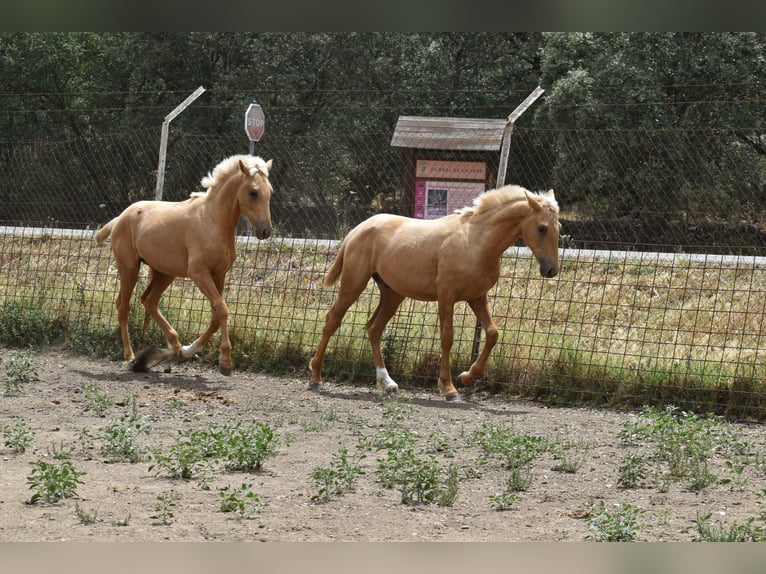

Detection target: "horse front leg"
[437, 300, 460, 401]
[457, 294, 499, 388]
[186, 275, 230, 374]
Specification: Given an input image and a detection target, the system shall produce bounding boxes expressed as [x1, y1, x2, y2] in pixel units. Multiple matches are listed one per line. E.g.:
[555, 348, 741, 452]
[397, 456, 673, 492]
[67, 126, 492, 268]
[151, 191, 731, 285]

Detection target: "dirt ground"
[1, 346, 766, 542]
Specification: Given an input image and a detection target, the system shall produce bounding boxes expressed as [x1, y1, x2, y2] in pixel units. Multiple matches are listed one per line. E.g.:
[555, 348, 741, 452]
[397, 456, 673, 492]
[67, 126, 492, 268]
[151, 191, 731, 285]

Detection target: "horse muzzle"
[539, 260, 559, 278]
[252, 222, 272, 240]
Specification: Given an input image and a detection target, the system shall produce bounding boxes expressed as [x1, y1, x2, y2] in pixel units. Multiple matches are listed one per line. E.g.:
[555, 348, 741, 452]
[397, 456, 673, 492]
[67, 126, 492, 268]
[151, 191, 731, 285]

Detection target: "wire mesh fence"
[1, 107, 765, 417]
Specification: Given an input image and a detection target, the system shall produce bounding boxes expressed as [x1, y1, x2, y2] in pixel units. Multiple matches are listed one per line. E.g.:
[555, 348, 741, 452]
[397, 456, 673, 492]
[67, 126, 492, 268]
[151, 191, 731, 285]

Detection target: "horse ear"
[525, 191, 542, 212]
[265, 159, 273, 170]
[546, 189, 555, 198]
[238, 159, 249, 176]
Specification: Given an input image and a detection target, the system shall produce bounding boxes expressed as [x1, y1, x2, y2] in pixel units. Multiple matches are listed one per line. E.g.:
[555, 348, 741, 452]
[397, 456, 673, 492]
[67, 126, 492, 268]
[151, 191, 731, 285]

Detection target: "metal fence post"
[470, 86, 545, 365]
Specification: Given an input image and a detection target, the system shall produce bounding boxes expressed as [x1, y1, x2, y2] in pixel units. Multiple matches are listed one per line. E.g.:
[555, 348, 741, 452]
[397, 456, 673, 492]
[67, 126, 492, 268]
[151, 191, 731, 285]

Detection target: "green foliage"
[617, 453, 648, 489]
[489, 491, 521, 511]
[588, 501, 645, 542]
[220, 421, 280, 472]
[82, 383, 115, 416]
[690, 512, 766, 542]
[26, 451, 86, 504]
[3, 350, 38, 395]
[310, 445, 366, 502]
[218, 483, 266, 519]
[151, 490, 181, 525]
[74, 503, 98, 525]
[470, 421, 548, 469]
[0, 301, 65, 347]
[550, 438, 588, 473]
[1, 416, 34, 453]
[99, 416, 151, 463]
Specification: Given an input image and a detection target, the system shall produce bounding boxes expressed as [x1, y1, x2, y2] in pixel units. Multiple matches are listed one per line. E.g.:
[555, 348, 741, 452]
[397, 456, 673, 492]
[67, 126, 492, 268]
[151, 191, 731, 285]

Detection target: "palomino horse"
[309, 185, 560, 401]
[95, 154, 274, 374]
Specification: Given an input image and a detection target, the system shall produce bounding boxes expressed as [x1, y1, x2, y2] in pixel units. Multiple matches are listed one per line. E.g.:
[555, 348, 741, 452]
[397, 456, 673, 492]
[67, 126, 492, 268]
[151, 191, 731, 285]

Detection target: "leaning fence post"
[155, 86, 206, 200]
[470, 86, 545, 364]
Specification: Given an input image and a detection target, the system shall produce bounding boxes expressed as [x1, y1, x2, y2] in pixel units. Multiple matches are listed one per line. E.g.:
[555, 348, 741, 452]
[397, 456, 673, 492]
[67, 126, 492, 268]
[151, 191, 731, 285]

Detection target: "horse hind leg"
[139, 270, 182, 362]
[366, 284, 404, 393]
[309, 278, 369, 390]
[114, 258, 140, 363]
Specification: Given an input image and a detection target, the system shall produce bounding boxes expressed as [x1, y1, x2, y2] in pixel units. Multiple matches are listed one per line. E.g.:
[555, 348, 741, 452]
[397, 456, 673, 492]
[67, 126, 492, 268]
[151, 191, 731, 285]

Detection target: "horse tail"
[324, 241, 346, 287]
[94, 217, 117, 244]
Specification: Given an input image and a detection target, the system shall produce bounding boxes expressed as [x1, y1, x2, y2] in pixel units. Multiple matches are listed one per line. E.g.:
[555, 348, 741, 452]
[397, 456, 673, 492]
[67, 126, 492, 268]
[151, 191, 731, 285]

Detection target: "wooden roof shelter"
[391, 116, 508, 151]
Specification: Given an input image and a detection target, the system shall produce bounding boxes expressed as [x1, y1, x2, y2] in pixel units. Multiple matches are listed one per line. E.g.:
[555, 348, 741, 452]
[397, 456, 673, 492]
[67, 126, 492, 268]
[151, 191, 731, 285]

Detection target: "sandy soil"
[1, 346, 765, 542]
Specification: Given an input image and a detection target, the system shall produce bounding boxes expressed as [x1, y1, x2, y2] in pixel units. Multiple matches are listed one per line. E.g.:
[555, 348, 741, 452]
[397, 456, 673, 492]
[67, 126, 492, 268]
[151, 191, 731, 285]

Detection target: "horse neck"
[205, 173, 243, 233]
[468, 198, 530, 260]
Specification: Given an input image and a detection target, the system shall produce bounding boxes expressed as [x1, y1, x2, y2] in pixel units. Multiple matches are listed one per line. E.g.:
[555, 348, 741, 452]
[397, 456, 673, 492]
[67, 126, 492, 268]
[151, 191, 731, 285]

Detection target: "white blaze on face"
[376, 367, 399, 392]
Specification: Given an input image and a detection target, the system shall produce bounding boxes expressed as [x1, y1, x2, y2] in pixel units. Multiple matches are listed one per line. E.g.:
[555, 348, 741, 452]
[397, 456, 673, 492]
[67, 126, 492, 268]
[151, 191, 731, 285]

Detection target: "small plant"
[427, 430, 457, 458]
[617, 453, 648, 489]
[588, 501, 644, 542]
[1, 416, 34, 453]
[720, 459, 748, 492]
[82, 383, 115, 416]
[26, 452, 86, 504]
[149, 436, 211, 482]
[151, 490, 181, 525]
[311, 445, 366, 502]
[4, 350, 38, 395]
[74, 503, 98, 525]
[506, 464, 534, 492]
[551, 438, 588, 473]
[690, 512, 766, 542]
[99, 416, 151, 463]
[489, 491, 521, 511]
[221, 421, 280, 472]
[218, 483, 266, 519]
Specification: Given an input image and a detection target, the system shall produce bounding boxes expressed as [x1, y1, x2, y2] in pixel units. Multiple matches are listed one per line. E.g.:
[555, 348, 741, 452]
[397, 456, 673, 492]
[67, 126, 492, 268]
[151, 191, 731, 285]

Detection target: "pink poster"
[413, 180, 485, 220]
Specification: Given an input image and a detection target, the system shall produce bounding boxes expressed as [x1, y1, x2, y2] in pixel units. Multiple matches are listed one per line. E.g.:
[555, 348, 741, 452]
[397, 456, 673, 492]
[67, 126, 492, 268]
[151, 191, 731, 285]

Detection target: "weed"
[489, 492, 521, 511]
[151, 490, 181, 525]
[617, 453, 648, 489]
[588, 501, 645, 542]
[551, 438, 588, 473]
[398, 455, 440, 505]
[470, 421, 547, 469]
[690, 512, 766, 542]
[1, 416, 34, 453]
[149, 436, 211, 482]
[506, 464, 534, 492]
[310, 445, 366, 502]
[74, 503, 98, 525]
[4, 350, 38, 395]
[26, 452, 86, 504]
[112, 514, 131, 527]
[100, 416, 151, 463]
[720, 460, 748, 492]
[218, 483, 267, 519]
[220, 421, 280, 472]
[427, 430, 457, 458]
[82, 383, 114, 416]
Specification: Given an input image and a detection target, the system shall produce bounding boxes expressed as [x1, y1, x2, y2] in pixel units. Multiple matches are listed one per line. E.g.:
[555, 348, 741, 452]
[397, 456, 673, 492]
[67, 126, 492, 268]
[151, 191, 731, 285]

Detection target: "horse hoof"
[445, 393, 462, 402]
[219, 366, 232, 376]
[309, 381, 321, 391]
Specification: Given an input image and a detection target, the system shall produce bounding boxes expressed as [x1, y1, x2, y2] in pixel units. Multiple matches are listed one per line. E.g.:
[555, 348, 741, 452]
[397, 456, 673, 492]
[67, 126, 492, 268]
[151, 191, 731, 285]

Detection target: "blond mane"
[456, 184, 558, 216]
[199, 154, 271, 192]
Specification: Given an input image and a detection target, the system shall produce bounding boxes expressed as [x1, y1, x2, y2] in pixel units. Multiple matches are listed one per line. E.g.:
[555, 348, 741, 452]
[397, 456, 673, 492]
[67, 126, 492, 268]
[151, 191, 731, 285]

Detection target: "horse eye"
[537, 225, 547, 234]
[250, 190, 258, 199]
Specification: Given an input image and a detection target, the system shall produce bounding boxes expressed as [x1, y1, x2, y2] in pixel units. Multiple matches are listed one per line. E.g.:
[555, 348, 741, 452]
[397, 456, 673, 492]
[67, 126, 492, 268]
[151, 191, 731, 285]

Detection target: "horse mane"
[456, 184, 559, 217]
[198, 154, 271, 192]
